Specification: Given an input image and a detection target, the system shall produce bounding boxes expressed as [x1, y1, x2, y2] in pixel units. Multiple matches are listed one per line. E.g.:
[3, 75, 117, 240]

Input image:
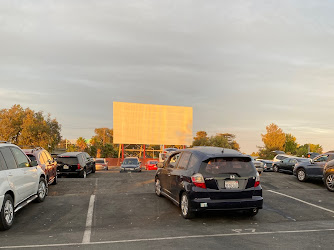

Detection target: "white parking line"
[82, 194, 96, 244]
[267, 190, 334, 214]
[2, 228, 334, 249]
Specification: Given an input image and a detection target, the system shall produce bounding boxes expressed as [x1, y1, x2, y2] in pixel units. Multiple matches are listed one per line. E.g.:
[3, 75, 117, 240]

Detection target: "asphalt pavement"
[1, 170, 334, 249]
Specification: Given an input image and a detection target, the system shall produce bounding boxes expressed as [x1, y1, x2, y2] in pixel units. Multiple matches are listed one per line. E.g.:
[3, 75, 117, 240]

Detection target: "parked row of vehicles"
[0, 142, 98, 231]
[262, 152, 334, 192]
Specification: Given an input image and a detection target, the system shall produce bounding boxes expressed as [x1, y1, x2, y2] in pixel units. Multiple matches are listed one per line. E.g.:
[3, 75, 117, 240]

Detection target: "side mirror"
[157, 162, 164, 168]
[310, 159, 314, 164]
[30, 160, 38, 167]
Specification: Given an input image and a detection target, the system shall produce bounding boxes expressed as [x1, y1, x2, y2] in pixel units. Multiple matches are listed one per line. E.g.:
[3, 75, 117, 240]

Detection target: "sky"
[1, 0, 334, 153]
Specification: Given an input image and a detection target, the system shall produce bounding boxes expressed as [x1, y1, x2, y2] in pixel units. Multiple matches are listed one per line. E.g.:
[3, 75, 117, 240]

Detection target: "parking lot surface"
[1, 171, 334, 249]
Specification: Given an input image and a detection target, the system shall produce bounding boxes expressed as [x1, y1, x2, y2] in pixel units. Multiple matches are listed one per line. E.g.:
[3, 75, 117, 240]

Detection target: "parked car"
[293, 153, 334, 182]
[120, 157, 141, 172]
[83, 152, 96, 170]
[323, 159, 334, 192]
[256, 159, 274, 172]
[155, 147, 263, 219]
[273, 154, 291, 163]
[307, 152, 320, 159]
[251, 158, 264, 175]
[273, 157, 309, 173]
[95, 158, 108, 171]
[145, 160, 158, 170]
[159, 148, 178, 162]
[57, 152, 96, 178]
[0, 142, 47, 230]
[23, 147, 58, 185]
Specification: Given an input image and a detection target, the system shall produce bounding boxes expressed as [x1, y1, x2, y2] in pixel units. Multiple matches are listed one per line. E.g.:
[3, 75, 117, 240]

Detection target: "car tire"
[155, 178, 162, 197]
[80, 169, 87, 178]
[324, 174, 334, 192]
[246, 208, 259, 217]
[52, 174, 58, 185]
[35, 177, 47, 203]
[0, 194, 14, 231]
[273, 165, 279, 172]
[91, 165, 96, 173]
[180, 193, 195, 219]
[297, 168, 307, 182]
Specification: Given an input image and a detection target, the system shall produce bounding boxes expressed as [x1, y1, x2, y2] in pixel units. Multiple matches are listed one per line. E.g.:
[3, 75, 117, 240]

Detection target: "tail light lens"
[77, 164, 81, 169]
[191, 173, 206, 189]
[254, 172, 260, 187]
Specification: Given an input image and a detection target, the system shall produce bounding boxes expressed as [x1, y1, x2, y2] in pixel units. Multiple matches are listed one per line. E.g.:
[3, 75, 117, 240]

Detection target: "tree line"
[0, 105, 324, 159]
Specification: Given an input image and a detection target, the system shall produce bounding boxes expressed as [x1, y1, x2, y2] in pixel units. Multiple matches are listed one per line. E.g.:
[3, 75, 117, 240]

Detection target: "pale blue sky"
[1, 0, 334, 153]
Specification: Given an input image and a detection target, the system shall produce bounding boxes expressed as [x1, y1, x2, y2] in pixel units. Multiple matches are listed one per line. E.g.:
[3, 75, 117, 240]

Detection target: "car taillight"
[77, 164, 81, 169]
[254, 172, 260, 187]
[191, 173, 206, 189]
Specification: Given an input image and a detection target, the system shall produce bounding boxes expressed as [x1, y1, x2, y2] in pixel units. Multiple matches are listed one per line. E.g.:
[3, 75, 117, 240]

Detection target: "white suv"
[0, 142, 47, 230]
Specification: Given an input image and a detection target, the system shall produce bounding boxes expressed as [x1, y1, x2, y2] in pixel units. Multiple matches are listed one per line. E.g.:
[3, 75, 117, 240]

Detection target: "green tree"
[284, 133, 298, 155]
[296, 144, 309, 157]
[261, 123, 285, 151]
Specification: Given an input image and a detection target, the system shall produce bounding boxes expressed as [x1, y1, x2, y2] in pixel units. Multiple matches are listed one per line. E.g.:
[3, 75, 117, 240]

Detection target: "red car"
[145, 160, 158, 170]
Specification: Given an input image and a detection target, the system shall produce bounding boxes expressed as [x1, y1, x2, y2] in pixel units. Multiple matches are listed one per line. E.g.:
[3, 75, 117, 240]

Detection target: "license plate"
[63, 165, 69, 170]
[225, 180, 239, 189]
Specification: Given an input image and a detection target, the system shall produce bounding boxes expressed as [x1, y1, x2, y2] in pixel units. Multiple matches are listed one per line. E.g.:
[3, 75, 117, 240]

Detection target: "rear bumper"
[190, 196, 263, 212]
[58, 169, 82, 175]
[96, 165, 108, 171]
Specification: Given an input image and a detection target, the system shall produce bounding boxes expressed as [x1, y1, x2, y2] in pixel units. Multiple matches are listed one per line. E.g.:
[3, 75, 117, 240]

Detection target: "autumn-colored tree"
[76, 137, 88, 151]
[192, 131, 209, 146]
[310, 144, 323, 154]
[261, 123, 285, 151]
[284, 133, 298, 155]
[0, 105, 61, 150]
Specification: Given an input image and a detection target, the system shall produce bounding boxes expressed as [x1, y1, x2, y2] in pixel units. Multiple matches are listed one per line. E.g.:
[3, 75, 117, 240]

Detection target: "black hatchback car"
[57, 152, 95, 178]
[155, 147, 263, 219]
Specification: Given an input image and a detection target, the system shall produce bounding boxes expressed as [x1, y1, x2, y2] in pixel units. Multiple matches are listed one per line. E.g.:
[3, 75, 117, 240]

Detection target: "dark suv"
[155, 147, 263, 219]
[57, 152, 95, 178]
[23, 148, 58, 185]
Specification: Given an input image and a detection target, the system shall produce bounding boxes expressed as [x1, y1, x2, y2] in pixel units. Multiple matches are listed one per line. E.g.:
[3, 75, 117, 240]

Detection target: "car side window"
[0, 148, 18, 169]
[39, 152, 47, 165]
[167, 153, 181, 168]
[314, 155, 328, 162]
[187, 154, 199, 169]
[177, 152, 191, 170]
[43, 151, 53, 162]
[11, 147, 30, 168]
[0, 152, 7, 171]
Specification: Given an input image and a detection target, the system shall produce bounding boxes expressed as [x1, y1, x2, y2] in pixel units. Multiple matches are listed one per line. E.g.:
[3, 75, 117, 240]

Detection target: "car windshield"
[57, 157, 78, 165]
[26, 154, 36, 162]
[199, 157, 256, 177]
[123, 159, 138, 165]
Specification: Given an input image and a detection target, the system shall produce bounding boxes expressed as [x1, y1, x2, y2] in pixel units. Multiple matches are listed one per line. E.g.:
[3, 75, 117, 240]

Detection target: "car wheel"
[155, 178, 162, 197]
[325, 174, 334, 192]
[273, 165, 279, 172]
[246, 208, 259, 217]
[297, 168, 307, 182]
[52, 174, 58, 185]
[0, 194, 14, 231]
[180, 193, 195, 219]
[36, 177, 47, 203]
[80, 169, 87, 178]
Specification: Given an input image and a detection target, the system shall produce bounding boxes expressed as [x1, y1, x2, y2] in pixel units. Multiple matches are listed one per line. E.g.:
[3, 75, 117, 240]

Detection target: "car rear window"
[96, 159, 105, 163]
[149, 161, 158, 164]
[57, 157, 78, 165]
[199, 157, 256, 177]
[123, 159, 138, 165]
